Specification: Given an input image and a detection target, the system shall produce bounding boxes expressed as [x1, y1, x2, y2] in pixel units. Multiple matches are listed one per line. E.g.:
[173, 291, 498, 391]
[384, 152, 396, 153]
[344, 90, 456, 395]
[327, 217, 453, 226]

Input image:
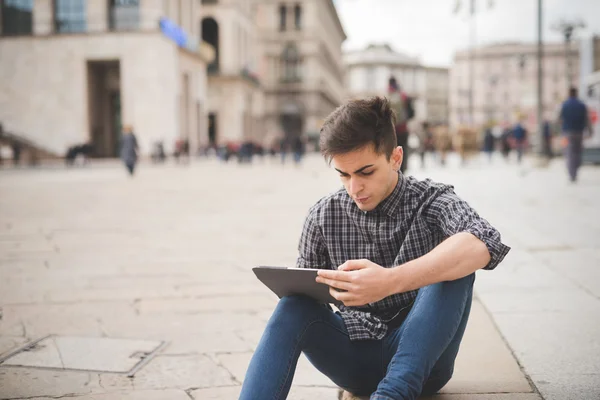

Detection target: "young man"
[240, 97, 510, 400]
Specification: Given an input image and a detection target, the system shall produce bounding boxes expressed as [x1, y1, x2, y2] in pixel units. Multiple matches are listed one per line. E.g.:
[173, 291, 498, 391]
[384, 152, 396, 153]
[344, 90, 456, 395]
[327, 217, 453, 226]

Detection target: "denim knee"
[267, 295, 323, 329]
[421, 366, 453, 396]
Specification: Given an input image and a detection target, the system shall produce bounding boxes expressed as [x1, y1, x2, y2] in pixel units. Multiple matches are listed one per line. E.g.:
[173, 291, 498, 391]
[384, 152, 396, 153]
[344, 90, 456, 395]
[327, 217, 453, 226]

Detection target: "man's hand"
[316, 259, 395, 307]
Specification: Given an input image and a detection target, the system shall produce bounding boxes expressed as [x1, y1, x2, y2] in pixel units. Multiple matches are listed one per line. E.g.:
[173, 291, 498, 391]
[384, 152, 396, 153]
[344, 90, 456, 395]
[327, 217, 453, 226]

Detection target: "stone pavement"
[0, 153, 598, 399]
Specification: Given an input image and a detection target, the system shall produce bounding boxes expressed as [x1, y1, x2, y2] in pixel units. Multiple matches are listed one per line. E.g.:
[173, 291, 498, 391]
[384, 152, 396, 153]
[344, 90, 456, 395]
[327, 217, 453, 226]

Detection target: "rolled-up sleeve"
[425, 191, 510, 270]
[296, 208, 331, 269]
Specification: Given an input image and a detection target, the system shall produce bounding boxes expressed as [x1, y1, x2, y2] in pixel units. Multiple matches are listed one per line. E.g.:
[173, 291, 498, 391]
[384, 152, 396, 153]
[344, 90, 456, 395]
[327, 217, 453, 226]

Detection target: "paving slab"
[438, 299, 532, 394]
[26, 389, 191, 400]
[4, 155, 596, 399]
[0, 367, 94, 399]
[0, 336, 164, 375]
[130, 354, 236, 390]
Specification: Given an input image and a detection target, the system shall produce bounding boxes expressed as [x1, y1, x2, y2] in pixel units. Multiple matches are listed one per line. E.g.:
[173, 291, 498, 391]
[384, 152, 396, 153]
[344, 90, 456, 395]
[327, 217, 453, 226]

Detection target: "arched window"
[279, 4, 286, 31]
[202, 17, 220, 73]
[281, 43, 301, 82]
[294, 4, 301, 30]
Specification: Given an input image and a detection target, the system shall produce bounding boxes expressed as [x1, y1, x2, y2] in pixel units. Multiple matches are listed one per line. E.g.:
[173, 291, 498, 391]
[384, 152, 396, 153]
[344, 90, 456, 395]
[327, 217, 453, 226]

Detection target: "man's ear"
[392, 146, 403, 171]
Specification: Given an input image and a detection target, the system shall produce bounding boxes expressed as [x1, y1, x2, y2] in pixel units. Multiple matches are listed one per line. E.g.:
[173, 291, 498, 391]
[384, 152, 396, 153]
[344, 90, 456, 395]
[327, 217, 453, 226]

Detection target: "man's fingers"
[338, 259, 368, 271]
[317, 269, 353, 282]
[329, 288, 367, 307]
[329, 287, 353, 302]
[317, 277, 352, 291]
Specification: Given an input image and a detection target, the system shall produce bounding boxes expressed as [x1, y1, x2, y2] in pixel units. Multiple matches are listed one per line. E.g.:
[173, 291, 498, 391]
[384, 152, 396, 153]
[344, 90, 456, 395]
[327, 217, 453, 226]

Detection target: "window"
[365, 67, 375, 90]
[279, 4, 286, 31]
[108, 0, 139, 31]
[281, 43, 301, 82]
[1, 0, 33, 36]
[54, 0, 86, 33]
[294, 4, 301, 30]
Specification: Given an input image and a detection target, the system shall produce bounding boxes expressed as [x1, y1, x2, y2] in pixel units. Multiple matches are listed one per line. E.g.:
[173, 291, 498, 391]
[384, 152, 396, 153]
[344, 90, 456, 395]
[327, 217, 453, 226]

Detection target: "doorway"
[87, 60, 121, 157]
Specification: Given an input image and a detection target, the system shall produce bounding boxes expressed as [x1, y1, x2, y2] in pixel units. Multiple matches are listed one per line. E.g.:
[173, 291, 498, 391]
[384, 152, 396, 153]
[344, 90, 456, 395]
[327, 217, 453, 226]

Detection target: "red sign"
[590, 109, 598, 124]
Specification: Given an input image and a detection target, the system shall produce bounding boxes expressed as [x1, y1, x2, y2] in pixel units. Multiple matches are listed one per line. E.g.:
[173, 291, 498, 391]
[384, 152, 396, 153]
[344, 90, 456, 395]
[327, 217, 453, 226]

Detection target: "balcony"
[206, 66, 260, 87]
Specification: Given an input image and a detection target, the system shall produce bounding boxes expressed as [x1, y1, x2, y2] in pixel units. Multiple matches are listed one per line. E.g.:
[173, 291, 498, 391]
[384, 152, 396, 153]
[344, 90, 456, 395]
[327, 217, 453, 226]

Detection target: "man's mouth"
[355, 197, 370, 204]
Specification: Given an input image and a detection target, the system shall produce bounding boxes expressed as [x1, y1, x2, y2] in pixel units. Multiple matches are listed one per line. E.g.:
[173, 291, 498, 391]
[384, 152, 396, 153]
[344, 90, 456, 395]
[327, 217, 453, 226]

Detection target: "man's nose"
[349, 177, 362, 196]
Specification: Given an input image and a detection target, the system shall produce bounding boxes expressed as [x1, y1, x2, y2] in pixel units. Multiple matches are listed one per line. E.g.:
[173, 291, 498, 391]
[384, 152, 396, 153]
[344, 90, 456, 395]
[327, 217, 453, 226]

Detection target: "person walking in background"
[542, 120, 554, 160]
[279, 136, 288, 165]
[292, 136, 305, 165]
[434, 124, 451, 166]
[499, 123, 512, 161]
[388, 76, 414, 174]
[512, 121, 527, 164]
[482, 124, 496, 162]
[559, 87, 592, 182]
[120, 125, 139, 176]
[418, 122, 435, 168]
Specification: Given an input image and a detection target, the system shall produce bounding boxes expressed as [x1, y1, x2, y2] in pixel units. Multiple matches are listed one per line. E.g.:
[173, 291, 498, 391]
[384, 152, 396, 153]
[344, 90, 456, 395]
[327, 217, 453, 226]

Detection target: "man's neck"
[382, 172, 400, 201]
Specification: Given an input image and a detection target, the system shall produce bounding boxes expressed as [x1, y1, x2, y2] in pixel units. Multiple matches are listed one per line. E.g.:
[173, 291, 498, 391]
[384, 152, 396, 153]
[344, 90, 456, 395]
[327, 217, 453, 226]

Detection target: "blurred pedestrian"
[279, 136, 288, 164]
[120, 124, 139, 176]
[455, 125, 478, 166]
[418, 122, 434, 168]
[292, 136, 305, 165]
[500, 124, 512, 161]
[559, 87, 592, 182]
[511, 121, 527, 164]
[482, 124, 495, 162]
[434, 124, 451, 166]
[11, 142, 21, 166]
[542, 120, 553, 159]
[388, 76, 414, 174]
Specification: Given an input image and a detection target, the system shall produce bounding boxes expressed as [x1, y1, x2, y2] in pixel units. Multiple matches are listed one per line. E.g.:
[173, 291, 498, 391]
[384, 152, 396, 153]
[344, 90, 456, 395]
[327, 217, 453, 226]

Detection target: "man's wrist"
[386, 264, 411, 296]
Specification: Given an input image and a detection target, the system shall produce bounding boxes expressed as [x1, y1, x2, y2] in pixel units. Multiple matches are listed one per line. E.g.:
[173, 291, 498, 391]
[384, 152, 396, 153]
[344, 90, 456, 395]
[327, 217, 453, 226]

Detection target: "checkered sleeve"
[425, 190, 510, 270]
[296, 207, 332, 269]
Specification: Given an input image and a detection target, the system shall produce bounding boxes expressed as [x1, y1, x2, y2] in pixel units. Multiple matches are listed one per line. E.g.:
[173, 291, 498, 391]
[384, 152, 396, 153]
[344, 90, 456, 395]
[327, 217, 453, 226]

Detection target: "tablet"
[252, 266, 342, 305]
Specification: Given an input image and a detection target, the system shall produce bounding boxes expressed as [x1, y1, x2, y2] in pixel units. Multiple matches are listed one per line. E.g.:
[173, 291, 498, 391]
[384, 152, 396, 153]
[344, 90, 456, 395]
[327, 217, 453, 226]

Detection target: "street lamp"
[453, 0, 494, 127]
[551, 19, 586, 91]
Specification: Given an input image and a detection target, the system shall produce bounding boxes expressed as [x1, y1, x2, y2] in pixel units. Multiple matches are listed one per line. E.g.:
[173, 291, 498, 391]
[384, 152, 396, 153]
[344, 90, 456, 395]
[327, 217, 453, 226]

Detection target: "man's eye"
[339, 174, 349, 179]
[362, 171, 374, 176]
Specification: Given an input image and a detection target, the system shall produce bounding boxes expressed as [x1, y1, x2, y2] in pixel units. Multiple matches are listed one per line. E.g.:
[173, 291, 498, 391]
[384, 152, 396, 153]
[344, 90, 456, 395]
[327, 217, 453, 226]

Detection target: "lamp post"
[453, 0, 494, 127]
[552, 19, 586, 91]
[535, 0, 543, 157]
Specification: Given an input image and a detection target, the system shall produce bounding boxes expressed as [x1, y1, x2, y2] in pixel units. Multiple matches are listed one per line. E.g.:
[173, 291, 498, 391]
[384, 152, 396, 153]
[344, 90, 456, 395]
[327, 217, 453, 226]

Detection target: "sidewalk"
[0, 153, 596, 399]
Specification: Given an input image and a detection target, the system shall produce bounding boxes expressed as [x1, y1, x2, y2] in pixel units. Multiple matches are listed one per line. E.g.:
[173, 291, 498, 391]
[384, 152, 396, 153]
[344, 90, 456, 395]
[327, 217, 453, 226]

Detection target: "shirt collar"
[344, 172, 406, 218]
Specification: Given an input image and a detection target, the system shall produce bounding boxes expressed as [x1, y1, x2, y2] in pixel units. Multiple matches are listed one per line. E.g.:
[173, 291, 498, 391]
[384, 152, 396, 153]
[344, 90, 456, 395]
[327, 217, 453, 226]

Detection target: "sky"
[334, 0, 600, 67]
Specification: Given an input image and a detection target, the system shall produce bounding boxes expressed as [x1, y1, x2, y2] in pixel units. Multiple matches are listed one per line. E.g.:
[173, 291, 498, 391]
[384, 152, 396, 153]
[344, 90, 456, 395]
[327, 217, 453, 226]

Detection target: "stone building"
[0, 0, 213, 157]
[200, 0, 263, 147]
[449, 42, 579, 129]
[254, 0, 346, 146]
[344, 44, 450, 125]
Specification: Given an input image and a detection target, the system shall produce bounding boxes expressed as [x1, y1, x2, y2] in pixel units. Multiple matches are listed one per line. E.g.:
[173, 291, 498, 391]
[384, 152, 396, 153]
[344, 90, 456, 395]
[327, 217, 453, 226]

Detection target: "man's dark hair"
[320, 97, 397, 163]
[569, 87, 578, 97]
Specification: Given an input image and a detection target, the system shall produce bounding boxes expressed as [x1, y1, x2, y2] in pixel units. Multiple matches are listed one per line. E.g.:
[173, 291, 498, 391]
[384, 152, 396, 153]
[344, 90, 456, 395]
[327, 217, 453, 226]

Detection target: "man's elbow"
[466, 233, 491, 269]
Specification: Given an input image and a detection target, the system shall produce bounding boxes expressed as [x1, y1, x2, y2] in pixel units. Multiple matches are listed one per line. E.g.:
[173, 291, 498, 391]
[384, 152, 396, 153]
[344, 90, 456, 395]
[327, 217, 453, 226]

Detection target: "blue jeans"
[239, 274, 475, 400]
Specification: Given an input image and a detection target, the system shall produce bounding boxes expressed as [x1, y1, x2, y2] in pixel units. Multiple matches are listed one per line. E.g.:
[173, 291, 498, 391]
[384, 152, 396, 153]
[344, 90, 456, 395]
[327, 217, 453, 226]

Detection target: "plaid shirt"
[296, 174, 510, 341]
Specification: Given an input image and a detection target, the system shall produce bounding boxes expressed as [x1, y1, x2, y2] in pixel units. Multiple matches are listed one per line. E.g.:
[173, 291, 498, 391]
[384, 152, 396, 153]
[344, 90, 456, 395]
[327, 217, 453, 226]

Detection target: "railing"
[0, 124, 60, 165]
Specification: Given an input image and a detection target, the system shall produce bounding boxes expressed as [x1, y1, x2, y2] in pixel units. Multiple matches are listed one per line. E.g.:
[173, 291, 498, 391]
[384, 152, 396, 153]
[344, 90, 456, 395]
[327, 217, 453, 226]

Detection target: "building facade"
[0, 0, 213, 157]
[449, 42, 579, 130]
[200, 0, 264, 147]
[254, 0, 346, 146]
[344, 44, 450, 125]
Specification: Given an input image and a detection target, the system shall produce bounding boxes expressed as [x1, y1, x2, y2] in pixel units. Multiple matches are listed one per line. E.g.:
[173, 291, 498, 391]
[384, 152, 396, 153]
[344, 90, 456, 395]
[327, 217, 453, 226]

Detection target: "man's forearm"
[387, 232, 490, 295]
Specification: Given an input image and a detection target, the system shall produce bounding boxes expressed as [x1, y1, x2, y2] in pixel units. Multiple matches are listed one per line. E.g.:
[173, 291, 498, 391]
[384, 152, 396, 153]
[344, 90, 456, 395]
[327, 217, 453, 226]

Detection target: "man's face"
[331, 145, 403, 212]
